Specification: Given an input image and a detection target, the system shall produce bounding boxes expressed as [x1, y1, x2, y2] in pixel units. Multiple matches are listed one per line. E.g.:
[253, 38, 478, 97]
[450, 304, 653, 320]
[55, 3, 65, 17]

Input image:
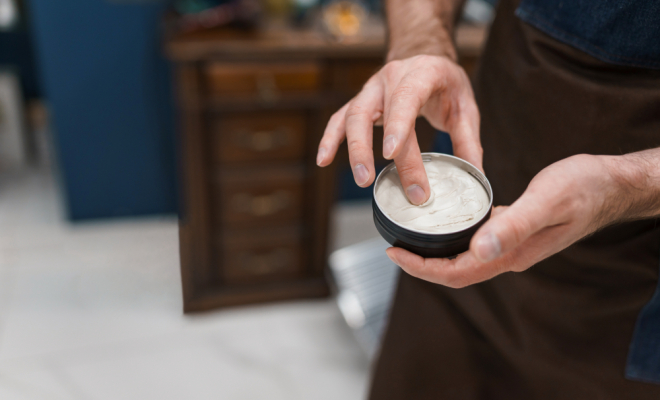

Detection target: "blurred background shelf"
[167, 21, 487, 67]
[4, 0, 488, 312]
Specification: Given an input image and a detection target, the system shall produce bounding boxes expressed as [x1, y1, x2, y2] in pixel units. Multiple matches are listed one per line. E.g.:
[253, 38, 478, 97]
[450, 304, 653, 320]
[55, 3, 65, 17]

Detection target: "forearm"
[386, 0, 466, 61]
[604, 148, 660, 222]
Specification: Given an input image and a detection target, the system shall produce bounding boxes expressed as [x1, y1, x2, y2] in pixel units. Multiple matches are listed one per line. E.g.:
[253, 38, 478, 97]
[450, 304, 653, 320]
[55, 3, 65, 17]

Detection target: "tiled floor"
[0, 168, 380, 400]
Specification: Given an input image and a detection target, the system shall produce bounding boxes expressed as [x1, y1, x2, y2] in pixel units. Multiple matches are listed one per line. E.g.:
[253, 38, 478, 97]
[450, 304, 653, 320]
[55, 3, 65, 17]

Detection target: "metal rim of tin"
[372, 153, 493, 237]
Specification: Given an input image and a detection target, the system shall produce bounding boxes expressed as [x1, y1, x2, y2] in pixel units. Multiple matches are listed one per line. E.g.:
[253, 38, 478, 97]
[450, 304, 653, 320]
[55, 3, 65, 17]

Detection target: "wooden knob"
[233, 127, 291, 152]
[231, 190, 292, 216]
[256, 72, 278, 103]
[238, 248, 293, 275]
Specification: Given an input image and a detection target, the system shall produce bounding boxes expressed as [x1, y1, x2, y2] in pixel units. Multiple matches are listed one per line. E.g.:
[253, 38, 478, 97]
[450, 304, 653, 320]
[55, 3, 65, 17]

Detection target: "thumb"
[470, 197, 550, 263]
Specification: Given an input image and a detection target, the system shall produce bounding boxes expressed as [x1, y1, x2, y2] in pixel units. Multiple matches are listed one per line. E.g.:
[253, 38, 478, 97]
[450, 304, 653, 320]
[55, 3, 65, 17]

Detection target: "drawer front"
[206, 62, 321, 99]
[343, 60, 382, 94]
[213, 111, 306, 164]
[215, 166, 305, 227]
[331, 60, 382, 96]
[219, 228, 304, 284]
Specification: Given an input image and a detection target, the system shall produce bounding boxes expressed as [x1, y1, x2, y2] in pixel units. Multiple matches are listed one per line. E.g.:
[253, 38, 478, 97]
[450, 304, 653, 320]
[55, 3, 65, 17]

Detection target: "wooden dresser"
[166, 23, 487, 313]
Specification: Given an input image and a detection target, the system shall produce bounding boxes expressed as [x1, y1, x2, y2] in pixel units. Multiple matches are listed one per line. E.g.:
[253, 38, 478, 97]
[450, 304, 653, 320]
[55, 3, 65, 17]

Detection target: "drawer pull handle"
[231, 190, 292, 216]
[257, 73, 278, 103]
[238, 248, 294, 275]
[234, 128, 292, 152]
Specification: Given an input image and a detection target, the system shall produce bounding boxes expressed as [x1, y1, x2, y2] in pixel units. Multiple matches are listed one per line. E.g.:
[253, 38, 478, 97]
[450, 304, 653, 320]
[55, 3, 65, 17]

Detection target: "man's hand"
[316, 55, 481, 205]
[386, 152, 660, 288]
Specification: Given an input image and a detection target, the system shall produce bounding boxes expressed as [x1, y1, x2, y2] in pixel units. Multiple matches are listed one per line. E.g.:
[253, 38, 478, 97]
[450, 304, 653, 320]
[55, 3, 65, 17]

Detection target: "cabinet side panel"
[176, 63, 213, 311]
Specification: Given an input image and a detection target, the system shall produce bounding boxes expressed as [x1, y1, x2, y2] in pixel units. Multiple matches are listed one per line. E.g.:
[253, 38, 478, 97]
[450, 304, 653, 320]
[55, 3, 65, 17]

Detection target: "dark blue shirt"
[516, 0, 660, 69]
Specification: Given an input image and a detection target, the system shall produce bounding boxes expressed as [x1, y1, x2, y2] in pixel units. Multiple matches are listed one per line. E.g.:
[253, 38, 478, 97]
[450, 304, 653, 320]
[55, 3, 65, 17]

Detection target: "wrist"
[387, 42, 457, 63]
[386, 21, 457, 62]
[601, 151, 660, 222]
[387, 35, 457, 62]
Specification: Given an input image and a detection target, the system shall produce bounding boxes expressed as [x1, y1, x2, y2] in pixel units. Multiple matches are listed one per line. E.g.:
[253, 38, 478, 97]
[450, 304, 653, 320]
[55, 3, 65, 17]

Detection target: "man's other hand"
[386, 154, 637, 287]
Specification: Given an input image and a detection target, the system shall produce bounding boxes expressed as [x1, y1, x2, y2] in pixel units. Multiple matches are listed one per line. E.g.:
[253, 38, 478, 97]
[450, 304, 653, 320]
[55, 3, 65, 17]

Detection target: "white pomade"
[375, 158, 490, 234]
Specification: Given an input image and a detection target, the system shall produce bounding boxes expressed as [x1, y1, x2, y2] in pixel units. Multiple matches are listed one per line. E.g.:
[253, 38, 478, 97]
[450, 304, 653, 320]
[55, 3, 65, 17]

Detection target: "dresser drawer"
[219, 227, 304, 284]
[206, 62, 321, 99]
[343, 60, 383, 95]
[213, 111, 306, 164]
[215, 165, 305, 227]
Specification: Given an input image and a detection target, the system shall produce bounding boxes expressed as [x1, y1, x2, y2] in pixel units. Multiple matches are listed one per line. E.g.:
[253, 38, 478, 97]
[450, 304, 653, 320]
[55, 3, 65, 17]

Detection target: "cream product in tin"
[375, 157, 490, 234]
[372, 153, 493, 258]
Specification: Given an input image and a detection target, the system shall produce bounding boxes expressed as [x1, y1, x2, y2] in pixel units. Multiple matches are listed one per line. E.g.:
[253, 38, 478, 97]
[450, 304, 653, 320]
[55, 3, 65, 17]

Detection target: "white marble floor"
[0, 168, 380, 400]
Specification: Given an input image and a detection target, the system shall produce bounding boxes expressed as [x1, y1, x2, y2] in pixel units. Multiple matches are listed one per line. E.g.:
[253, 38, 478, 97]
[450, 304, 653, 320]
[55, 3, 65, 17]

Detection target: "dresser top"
[166, 21, 487, 62]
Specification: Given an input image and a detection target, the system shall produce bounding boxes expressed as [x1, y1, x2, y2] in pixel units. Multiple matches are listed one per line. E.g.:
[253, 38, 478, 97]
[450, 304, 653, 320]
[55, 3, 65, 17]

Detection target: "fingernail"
[475, 232, 501, 262]
[316, 148, 327, 166]
[383, 135, 397, 159]
[354, 163, 369, 186]
[406, 184, 427, 205]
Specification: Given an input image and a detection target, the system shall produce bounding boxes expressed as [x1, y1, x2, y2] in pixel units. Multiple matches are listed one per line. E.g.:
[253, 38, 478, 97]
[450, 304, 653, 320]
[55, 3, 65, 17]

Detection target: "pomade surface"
[375, 159, 489, 234]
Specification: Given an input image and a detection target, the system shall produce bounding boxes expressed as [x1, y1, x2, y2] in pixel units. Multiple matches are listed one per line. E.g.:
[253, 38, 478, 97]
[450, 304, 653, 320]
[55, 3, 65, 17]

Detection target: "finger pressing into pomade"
[375, 159, 489, 234]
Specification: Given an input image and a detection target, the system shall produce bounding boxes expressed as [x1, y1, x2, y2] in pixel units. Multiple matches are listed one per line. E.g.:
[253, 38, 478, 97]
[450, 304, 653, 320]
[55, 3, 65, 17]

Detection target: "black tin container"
[372, 153, 493, 259]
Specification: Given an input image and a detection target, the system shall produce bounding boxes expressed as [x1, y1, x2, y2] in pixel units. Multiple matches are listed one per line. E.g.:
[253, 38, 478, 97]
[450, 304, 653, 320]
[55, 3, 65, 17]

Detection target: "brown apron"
[369, 0, 660, 398]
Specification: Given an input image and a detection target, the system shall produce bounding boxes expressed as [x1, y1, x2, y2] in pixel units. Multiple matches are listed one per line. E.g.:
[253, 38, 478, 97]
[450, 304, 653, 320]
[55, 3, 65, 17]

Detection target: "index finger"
[384, 70, 438, 204]
[383, 68, 436, 160]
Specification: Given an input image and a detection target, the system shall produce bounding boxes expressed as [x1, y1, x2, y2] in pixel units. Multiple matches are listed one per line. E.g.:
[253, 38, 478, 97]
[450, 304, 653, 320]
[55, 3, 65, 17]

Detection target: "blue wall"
[27, 0, 177, 220]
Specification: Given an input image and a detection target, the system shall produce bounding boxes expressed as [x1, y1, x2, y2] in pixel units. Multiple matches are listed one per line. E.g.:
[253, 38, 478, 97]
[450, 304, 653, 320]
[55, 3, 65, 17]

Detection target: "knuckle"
[319, 135, 335, 148]
[391, 88, 425, 111]
[413, 55, 441, 73]
[329, 111, 344, 125]
[420, 257, 433, 273]
[345, 105, 370, 119]
[453, 64, 469, 80]
[509, 262, 527, 273]
[382, 60, 403, 79]
[558, 193, 585, 221]
[346, 137, 368, 152]
[321, 126, 334, 140]
[504, 216, 532, 243]
[493, 259, 512, 275]
[406, 69, 430, 88]
[391, 84, 417, 100]
[444, 275, 469, 289]
[420, 258, 470, 288]
[386, 113, 412, 126]
[363, 74, 381, 89]
[395, 161, 419, 177]
[386, 59, 403, 70]
[567, 153, 593, 165]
